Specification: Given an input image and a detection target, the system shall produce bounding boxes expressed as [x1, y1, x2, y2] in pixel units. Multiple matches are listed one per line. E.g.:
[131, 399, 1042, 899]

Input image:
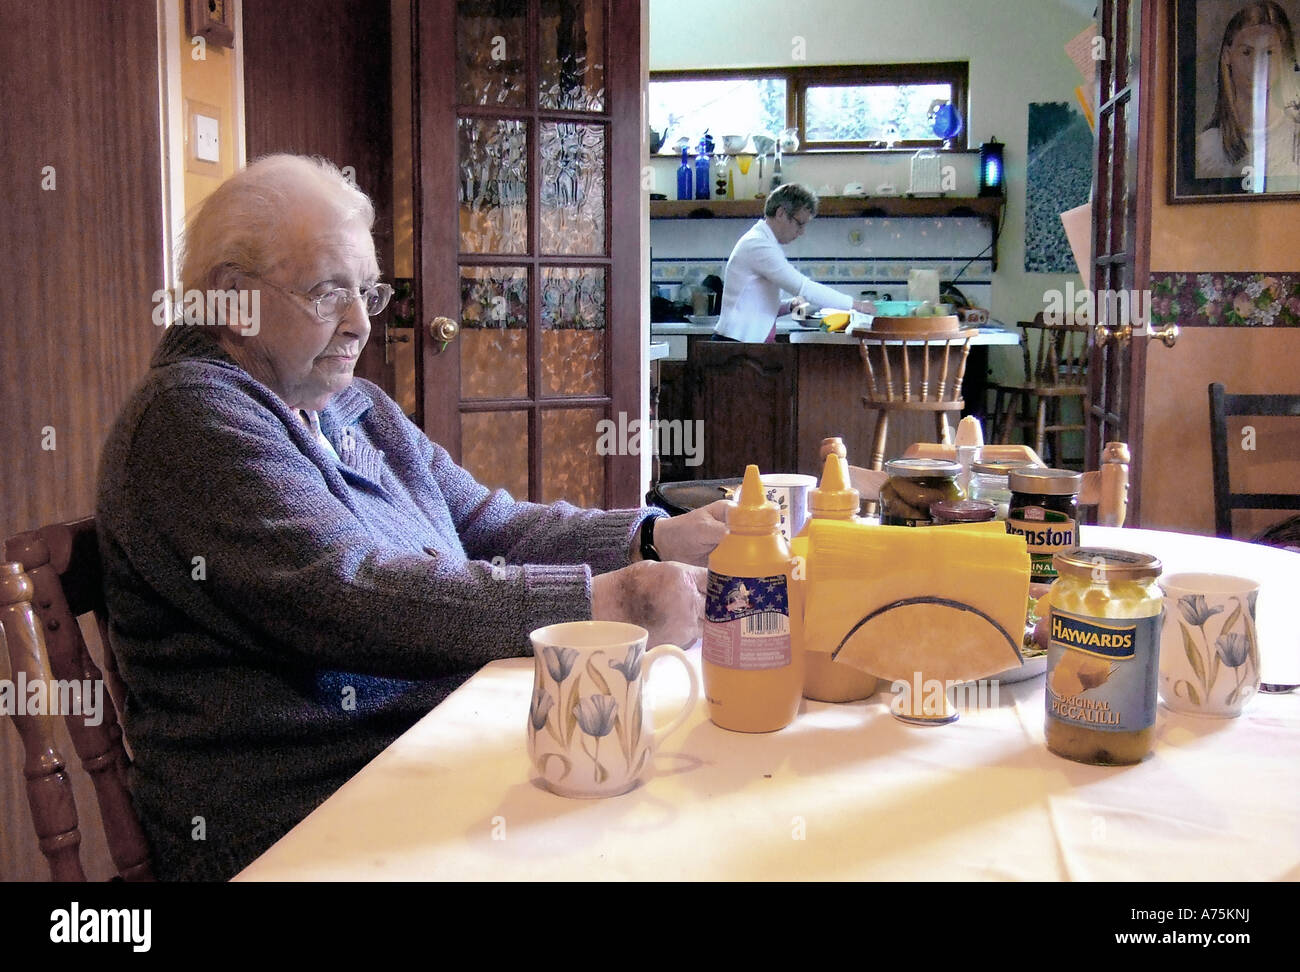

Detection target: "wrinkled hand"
[789, 297, 811, 319]
[852, 298, 877, 315]
[591, 560, 706, 648]
[651, 501, 729, 567]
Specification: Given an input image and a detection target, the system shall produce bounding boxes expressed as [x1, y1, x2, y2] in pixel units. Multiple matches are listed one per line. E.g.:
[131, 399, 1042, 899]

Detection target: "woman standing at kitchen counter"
[713, 184, 875, 342]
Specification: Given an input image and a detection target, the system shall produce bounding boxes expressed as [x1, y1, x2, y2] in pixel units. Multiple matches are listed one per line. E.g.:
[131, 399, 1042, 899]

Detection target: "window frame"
[649, 62, 970, 152]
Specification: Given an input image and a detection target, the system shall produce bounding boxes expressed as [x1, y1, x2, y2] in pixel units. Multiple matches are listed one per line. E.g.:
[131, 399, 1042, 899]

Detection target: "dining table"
[234, 526, 1300, 882]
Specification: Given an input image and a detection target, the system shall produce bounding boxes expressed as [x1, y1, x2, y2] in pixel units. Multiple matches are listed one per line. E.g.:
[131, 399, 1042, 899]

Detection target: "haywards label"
[1006, 506, 1076, 581]
[1050, 613, 1137, 660]
[1046, 608, 1161, 732]
[703, 572, 791, 670]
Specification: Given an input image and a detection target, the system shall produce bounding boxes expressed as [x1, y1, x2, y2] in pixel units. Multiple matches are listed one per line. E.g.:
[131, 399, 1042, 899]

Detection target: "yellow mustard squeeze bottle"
[797, 452, 879, 703]
[703, 464, 801, 732]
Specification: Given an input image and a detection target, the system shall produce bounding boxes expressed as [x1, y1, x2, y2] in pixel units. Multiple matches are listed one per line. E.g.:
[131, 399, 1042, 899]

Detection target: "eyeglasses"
[788, 210, 812, 229]
[251, 276, 394, 324]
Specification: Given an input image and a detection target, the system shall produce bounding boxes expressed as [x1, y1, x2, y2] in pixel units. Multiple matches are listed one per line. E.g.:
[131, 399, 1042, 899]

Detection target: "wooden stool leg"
[936, 411, 952, 446]
[870, 412, 889, 471]
[1034, 397, 1048, 461]
[997, 391, 1018, 444]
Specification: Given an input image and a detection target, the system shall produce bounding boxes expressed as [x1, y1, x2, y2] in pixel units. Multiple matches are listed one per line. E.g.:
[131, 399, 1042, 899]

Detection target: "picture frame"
[186, 0, 235, 50]
[1170, 0, 1300, 202]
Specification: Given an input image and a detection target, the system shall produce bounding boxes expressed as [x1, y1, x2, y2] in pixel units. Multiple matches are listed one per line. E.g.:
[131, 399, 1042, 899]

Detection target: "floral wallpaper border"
[1150, 272, 1300, 328]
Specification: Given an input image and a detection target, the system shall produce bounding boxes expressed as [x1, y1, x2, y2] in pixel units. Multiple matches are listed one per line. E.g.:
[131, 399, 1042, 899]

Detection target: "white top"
[234, 526, 1300, 882]
[1195, 124, 1300, 192]
[714, 219, 856, 342]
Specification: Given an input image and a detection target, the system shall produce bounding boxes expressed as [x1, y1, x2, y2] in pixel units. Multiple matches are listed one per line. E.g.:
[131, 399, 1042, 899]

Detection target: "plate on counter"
[687, 314, 719, 326]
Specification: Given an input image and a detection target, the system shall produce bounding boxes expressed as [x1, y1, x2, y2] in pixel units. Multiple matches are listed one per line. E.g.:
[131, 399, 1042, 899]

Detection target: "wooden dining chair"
[857, 327, 976, 470]
[990, 314, 1089, 467]
[2, 519, 153, 881]
[1208, 382, 1300, 539]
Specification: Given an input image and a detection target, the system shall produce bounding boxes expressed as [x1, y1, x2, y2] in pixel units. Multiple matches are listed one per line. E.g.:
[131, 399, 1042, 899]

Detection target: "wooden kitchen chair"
[857, 328, 976, 470]
[991, 314, 1089, 467]
[2, 519, 153, 881]
[1208, 383, 1300, 539]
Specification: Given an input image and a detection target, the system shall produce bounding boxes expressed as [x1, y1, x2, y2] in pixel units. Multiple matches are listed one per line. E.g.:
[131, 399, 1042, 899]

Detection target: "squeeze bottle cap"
[727, 464, 780, 532]
[810, 453, 859, 517]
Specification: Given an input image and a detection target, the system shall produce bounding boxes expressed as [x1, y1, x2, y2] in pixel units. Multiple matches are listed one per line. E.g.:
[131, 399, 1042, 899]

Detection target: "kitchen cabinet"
[689, 342, 797, 479]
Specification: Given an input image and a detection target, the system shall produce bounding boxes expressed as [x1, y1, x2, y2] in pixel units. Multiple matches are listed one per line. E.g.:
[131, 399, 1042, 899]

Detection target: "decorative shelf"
[649, 195, 1005, 270]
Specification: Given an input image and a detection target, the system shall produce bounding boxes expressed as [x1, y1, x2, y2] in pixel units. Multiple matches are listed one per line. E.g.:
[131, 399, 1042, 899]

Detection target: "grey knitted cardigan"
[96, 325, 659, 881]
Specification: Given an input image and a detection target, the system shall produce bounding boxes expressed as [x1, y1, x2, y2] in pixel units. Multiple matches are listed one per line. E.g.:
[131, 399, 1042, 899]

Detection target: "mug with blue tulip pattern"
[1158, 573, 1260, 717]
[528, 621, 699, 798]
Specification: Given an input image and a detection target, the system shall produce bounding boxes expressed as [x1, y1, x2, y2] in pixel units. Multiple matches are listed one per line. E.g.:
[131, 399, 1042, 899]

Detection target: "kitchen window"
[649, 63, 969, 153]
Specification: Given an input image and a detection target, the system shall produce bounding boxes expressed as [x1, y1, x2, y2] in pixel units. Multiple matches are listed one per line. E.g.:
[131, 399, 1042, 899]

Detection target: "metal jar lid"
[930, 499, 998, 523]
[972, 458, 1039, 476]
[1008, 467, 1083, 495]
[884, 458, 961, 479]
[1053, 547, 1162, 581]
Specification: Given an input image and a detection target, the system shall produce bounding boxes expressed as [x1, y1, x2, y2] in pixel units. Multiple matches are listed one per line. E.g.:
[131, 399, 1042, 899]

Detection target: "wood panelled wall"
[0, 0, 164, 543]
[242, 0, 396, 390]
[0, 0, 164, 879]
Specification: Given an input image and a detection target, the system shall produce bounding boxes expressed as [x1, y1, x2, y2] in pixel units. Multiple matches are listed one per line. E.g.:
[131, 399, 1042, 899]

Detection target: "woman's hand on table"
[591, 560, 707, 648]
[651, 501, 730, 567]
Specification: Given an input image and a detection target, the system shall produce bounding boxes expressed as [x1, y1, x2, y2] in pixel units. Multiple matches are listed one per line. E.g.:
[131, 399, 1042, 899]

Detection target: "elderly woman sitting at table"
[96, 154, 726, 881]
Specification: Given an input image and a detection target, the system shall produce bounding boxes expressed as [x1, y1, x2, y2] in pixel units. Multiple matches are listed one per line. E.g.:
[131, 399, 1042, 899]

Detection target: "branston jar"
[1006, 467, 1082, 583]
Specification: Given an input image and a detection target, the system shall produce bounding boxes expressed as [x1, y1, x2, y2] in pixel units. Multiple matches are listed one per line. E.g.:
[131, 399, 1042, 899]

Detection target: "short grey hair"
[764, 183, 818, 220]
[179, 154, 375, 295]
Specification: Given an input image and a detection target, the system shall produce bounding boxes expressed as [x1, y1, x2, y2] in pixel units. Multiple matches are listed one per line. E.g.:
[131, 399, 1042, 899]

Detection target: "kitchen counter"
[650, 320, 1021, 480]
[651, 316, 1015, 340]
[788, 324, 1018, 346]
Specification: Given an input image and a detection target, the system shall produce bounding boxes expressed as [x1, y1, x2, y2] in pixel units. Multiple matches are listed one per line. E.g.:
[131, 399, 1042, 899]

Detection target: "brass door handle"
[1095, 323, 1132, 346]
[428, 316, 460, 348]
[1148, 323, 1179, 348]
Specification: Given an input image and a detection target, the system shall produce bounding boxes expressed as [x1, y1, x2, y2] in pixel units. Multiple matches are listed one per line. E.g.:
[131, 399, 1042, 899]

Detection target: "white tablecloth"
[235, 527, 1300, 881]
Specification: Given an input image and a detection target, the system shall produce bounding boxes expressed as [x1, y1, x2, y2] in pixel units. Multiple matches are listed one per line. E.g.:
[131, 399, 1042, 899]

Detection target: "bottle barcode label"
[703, 572, 792, 670]
[743, 612, 789, 636]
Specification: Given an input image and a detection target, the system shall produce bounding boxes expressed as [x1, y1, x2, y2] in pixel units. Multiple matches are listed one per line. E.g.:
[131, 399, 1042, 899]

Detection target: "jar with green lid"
[1044, 548, 1164, 765]
[969, 459, 1039, 520]
[879, 458, 963, 527]
[1006, 467, 1082, 582]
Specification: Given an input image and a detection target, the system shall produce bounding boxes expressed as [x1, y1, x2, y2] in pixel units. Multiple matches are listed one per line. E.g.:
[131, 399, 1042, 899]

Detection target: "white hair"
[179, 154, 375, 295]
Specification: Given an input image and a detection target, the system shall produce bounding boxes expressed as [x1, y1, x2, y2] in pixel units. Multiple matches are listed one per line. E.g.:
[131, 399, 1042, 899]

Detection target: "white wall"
[650, 0, 1093, 380]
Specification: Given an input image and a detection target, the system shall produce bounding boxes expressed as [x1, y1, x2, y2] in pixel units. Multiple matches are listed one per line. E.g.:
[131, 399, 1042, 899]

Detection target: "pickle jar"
[879, 459, 963, 527]
[969, 459, 1039, 520]
[1044, 548, 1164, 766]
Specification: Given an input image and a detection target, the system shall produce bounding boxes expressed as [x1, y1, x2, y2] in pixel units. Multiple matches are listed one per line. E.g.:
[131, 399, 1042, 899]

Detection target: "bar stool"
[857, 327, 976, 470]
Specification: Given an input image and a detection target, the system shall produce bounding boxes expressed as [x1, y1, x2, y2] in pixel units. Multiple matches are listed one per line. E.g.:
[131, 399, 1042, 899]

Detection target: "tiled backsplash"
[651, 215, 994, 310]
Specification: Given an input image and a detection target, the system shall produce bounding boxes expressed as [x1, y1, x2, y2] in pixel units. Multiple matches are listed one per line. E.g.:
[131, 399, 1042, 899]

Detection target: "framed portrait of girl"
[1171, 0, 1300, 200]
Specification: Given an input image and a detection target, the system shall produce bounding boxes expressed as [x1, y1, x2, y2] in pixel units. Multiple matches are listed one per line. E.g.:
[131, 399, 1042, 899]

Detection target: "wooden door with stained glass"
[413, 0, 642, 509]
[1086, 0, 1173, 524]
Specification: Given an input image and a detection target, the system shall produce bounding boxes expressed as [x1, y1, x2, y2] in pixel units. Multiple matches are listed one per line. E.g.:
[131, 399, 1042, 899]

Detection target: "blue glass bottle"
[677, 148, 692, 201]
[695, 135, 712, 200]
